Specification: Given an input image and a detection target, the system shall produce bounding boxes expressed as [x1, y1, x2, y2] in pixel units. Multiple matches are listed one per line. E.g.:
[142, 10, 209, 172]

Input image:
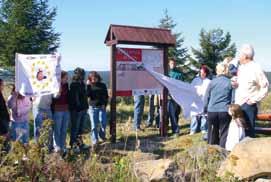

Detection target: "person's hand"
[86, 79, 90, 85]
[231, 76, 238, 88]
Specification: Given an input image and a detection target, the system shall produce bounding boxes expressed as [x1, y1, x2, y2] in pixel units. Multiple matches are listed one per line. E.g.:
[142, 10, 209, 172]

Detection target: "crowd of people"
[0, 69, 108, 153]
[0, 44, 269, 153]
[132, 44, 269, 151]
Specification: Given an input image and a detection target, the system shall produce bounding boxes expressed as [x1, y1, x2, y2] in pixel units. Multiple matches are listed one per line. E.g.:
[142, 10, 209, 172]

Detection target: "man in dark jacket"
[0, 79, 10, 136]
[168, 59, 183, 135]
[69, 68, 89, 151]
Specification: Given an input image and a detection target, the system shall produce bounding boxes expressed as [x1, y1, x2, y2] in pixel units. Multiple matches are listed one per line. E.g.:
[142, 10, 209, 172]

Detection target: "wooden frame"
[105, 24, 176, 142]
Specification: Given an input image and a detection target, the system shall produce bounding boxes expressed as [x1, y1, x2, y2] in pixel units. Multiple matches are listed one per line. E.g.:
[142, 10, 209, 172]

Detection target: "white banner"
[15, 53, 61, 96]
[145, 65, 203, 119]
[118, 48, 203, 119]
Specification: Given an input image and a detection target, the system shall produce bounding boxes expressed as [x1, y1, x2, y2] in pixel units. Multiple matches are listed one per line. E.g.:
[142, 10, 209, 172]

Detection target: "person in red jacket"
[52, 71, 70, 153]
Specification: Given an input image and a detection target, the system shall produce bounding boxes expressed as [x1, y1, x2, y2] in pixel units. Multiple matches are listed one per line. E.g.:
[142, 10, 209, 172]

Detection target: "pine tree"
[158, 9, 197, 81]
[0, 0, 60, 67]
[159, 9, 188, 65]
[191, 28, 236, 74]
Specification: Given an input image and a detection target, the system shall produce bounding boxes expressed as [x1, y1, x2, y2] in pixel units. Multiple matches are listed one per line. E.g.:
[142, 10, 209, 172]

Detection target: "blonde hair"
[223, 57, 233, 64]
[216, 62, 229, 76]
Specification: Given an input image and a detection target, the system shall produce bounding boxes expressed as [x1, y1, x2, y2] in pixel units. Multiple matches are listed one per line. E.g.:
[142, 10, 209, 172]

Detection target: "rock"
[134, 159, 174, 182]
[218, 137, 271, 180]
[255, 179, 271, 182]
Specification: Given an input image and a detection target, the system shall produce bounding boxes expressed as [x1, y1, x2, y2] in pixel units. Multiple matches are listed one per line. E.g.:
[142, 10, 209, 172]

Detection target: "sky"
[49, 0, 271, 71]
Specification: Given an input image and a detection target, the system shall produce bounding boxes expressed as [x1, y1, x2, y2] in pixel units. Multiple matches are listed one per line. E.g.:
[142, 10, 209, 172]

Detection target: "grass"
[1, 85, 271, 181]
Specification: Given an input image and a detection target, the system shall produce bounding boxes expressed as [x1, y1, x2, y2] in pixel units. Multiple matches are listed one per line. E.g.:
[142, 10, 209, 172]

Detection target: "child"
[7, 86, 31, 145]
[0, 79, 10, 138]
[225, 104, 247, 151]
[52, 71, 70, 152]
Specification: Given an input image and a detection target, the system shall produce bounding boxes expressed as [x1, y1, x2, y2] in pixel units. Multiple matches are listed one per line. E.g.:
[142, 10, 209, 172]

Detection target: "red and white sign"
[116, 48, 163, 96]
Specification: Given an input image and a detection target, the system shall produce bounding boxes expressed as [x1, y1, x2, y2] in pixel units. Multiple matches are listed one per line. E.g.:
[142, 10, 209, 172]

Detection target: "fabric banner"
[117, 48, 203, 119]
[15, 53, 61, 96]
[145, 65, 203, 119]
[116, 48, 164, 96]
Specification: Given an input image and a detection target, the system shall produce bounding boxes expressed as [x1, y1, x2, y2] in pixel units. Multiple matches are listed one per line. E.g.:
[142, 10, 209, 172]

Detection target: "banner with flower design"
[15, 53, 61, 96]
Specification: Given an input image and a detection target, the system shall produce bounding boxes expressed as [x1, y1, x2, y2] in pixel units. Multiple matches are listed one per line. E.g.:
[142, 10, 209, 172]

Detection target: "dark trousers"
[207, 112, 231, 148]
[70, 110, 87, 147]
[241, 103, 257, 138]
[167, 99, 180, 133]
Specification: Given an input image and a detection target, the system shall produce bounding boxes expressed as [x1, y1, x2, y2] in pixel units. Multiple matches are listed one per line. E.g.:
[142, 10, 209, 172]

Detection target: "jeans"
[146, 95, 160, 127]
[53, 111, 70, 151]
[167, 99, 180, 133]
[207, 112, 231, 148]
[89, 107, 107, 145]
[11, 121, 29, 144]
[190, 114, 207, 133]
[241, 103, 257, 137]
[70, 110, 87, 147]
[34, 108, 53, 141]
[133, 95, 145, 129]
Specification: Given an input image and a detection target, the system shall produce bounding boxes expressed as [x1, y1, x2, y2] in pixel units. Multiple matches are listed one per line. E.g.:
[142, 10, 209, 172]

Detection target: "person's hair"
[88, 71, 102, 83]
[240, 44, 254, 60]
[228, 104, 247, 128]
[228, 104, 244, 119]
[200, 65, 209, 77]
[216, 62, 229, 76]
[73, 67, 85, 81]
[61, 70, 68, 79]
[0, 78, 3, 86]
[169, 59, 176, 63]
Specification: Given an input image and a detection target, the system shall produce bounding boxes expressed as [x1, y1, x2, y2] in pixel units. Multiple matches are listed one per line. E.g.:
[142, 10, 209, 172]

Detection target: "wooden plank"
[257, 113, 271, 121]
[110, 45, 117, 143]
[160, 47, 168, 137]
[255, 127, 271, 134]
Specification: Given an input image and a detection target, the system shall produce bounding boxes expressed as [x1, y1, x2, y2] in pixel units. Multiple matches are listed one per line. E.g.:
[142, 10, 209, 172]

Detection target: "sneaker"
[190, 131, 196, 135]
[201, 130, 207, 134]
[172, 132, 180, 138]
[202, 133, 208, 141]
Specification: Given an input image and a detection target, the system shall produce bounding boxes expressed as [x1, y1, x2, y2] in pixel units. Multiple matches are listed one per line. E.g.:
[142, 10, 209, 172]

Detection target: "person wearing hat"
[233, 44, 269, 137]
[7, 85, 32, 145]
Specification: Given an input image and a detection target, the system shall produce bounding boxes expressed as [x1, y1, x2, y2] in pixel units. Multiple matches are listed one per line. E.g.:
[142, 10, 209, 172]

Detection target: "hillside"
[67, 70, 109, 86]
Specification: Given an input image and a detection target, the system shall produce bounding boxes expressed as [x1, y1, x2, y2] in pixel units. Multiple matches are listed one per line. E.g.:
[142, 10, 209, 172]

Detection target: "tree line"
[0, 1, 236, 80]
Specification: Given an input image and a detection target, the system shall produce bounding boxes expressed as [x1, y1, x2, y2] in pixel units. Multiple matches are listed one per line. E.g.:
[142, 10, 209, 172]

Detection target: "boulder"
[218, 137, 271, 180]
[134, 159, 174, 182]
[255, 179, 271, 182]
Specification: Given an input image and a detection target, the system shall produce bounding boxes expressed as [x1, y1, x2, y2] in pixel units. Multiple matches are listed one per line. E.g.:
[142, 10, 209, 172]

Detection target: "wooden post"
[110, 45, 117, 143]
[160, 47, 168, 136]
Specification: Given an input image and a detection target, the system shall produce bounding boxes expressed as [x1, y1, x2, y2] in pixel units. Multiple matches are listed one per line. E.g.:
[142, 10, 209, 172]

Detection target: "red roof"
[105, 24, 176, 46]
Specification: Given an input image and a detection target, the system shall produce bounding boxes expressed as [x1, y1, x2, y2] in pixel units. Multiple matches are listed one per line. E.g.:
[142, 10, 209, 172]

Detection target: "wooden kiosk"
[104, 24, 176, 142]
